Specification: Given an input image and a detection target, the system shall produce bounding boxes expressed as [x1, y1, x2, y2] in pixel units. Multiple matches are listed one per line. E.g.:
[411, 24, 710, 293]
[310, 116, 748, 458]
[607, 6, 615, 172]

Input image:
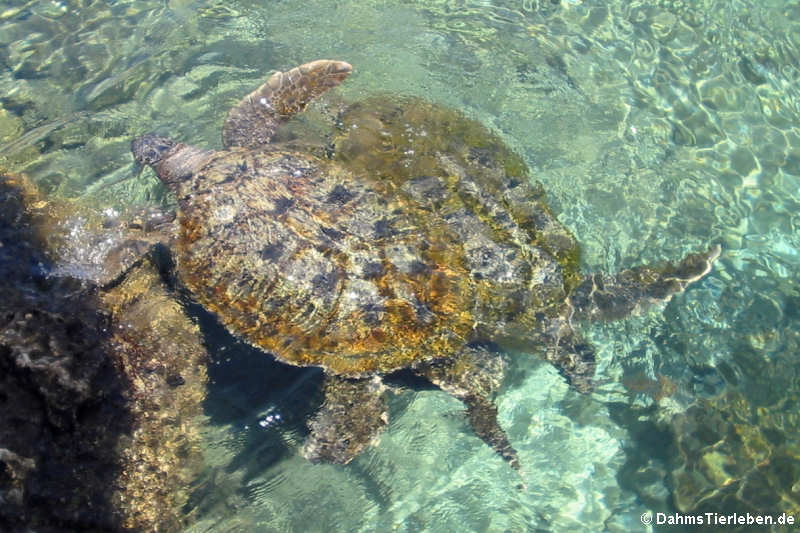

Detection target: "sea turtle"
[128, 60, 720, 470]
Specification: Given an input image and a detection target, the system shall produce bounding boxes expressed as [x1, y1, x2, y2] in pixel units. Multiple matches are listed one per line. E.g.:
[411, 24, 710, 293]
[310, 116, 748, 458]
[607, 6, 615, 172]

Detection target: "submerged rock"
[666, 390, 800, 531]
[0, 173, 208, 532]
[619, 374, 800, 531]
[0, 174, 121, 531]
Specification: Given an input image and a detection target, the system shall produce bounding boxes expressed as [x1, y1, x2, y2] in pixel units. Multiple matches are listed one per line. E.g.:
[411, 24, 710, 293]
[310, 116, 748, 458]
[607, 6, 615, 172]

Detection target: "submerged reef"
[665, 389, 800, 532]
[0, 173, 208, 532]
[619, 372, 800, 531]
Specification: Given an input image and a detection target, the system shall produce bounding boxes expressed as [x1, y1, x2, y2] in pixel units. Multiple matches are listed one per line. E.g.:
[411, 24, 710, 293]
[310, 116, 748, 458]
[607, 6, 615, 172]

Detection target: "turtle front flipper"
[222, 59, 353, 149]
[415, 344, 520, 470]
[303, 374, 388, 465]
[19, 181, 177, 286]
[93, 206, 177, 285]
[569, 245, 721, 322]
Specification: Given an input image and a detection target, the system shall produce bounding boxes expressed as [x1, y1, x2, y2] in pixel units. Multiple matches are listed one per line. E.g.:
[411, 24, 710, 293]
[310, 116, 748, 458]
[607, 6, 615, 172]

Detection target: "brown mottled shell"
[177, 149, 475, 375]
[333, 96, 580, 279]
[332, 97, 583, 339]
[175, 97, 581, 376]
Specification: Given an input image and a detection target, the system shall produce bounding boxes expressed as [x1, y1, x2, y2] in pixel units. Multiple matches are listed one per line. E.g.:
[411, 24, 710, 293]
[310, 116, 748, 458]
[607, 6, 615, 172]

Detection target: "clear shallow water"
[2, 0, 799, 531]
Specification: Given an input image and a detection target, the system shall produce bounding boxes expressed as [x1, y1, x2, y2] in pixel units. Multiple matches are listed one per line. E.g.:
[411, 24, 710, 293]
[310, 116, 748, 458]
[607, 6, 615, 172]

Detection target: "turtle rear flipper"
[222, 59, 352, 149]
[569, 245, 721, 322]
[542, 334, 597, 394]
[416, 345, 520, 470]
[303, 375, 388, 465]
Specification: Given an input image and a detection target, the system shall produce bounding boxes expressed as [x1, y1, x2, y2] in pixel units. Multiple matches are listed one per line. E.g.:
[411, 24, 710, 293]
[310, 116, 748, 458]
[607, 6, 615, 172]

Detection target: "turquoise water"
[2, 0, 799, 531]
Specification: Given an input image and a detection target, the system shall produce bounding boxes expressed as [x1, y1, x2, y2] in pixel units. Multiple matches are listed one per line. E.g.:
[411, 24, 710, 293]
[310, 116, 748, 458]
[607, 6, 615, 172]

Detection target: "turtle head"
[131, 133, 210, 197]
[131, 134, 177, 167]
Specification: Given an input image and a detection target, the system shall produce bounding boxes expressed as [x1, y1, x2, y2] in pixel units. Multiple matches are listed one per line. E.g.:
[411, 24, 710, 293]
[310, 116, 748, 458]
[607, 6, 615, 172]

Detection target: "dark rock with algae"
[0, 173, 208, 532]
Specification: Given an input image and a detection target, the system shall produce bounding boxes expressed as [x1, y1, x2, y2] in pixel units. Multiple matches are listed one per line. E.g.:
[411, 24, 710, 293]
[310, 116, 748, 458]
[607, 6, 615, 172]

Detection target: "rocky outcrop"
[0, 174, 208, 532]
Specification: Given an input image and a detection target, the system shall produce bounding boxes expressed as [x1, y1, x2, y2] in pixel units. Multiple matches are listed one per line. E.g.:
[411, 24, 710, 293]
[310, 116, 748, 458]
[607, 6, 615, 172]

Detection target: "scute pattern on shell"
[176, 149, 476, 376]
[333, 96, 581, 278]
[332, 96, 584, 340]
[173, 95, 586, 377]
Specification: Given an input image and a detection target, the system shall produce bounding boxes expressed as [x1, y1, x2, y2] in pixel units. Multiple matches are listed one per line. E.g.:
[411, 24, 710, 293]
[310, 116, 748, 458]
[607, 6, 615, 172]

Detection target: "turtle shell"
[332, 97, 583, 338]
[332, 96, 581, 285]
[174, 97, 581, 376]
